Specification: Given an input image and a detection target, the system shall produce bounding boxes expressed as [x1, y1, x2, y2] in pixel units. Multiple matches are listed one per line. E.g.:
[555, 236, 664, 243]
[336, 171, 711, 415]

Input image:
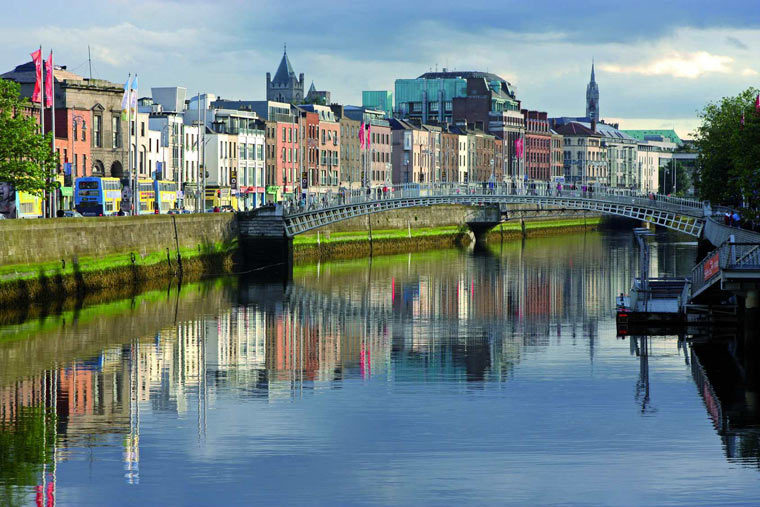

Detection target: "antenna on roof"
[88, 45, 93, 79]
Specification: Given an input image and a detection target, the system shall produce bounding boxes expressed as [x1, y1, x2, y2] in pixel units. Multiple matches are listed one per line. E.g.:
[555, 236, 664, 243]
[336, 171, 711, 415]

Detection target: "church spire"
[586, 59, 599, 122]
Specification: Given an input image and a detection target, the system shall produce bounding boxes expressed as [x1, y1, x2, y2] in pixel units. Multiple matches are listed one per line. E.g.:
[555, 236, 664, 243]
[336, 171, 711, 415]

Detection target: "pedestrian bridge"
[271, 183, 705, 238]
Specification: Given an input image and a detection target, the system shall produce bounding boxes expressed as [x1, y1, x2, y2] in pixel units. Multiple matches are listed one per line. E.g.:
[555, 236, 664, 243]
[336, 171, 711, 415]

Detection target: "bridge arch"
[281, 184, 705, 239]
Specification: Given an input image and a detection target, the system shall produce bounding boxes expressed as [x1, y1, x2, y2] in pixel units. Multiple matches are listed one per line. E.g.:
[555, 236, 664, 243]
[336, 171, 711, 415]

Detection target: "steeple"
[266, 44, 305, 104]
[272, 47, 295, 86]
[586, 59, 600, 122]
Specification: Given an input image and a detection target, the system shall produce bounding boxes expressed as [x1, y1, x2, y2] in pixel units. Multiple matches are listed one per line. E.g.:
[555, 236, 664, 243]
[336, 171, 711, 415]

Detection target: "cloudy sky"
[2, 0, 759, 138]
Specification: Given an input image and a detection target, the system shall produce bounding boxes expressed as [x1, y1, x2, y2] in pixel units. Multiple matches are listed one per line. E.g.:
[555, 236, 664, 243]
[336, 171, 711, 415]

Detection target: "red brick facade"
[521, 110, 551, 181]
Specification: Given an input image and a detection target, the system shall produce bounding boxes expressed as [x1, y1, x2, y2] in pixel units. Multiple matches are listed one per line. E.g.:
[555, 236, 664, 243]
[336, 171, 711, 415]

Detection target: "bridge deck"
[280, 183, 705, 238]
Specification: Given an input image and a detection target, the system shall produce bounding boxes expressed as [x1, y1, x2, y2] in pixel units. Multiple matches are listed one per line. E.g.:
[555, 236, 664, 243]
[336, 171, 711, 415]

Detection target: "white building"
[457, 134, 468, 183]
[210, 109, 266, 210]
[578, 122, 637, 188]
[635, 138, 676, 193]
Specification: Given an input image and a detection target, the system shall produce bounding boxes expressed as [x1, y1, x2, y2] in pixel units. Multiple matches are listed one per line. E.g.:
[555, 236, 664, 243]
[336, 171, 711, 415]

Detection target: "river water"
[1, 229, 759, 505]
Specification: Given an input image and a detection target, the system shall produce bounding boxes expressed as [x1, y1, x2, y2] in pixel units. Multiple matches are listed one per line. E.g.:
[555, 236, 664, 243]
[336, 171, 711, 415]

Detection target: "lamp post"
[70, 114, 85, 179]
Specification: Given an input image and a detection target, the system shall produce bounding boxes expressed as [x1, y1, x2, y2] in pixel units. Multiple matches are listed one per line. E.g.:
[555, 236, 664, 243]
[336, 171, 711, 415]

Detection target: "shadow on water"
[689, 329, 760, 469]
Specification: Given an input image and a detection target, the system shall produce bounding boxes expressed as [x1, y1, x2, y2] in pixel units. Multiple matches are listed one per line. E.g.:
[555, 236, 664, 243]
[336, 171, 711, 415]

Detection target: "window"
[141, 122, 145, 136]
[282, 127, 286, 141]
[112, 116, 121, 148]
[94, 116, 102, 147]
[72, 121, 78, 141]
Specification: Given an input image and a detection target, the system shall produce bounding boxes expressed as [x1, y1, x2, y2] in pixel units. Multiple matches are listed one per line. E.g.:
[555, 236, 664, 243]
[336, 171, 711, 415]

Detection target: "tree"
[0, 78, 58, 195]
[694, 87, 760, 214]
[659, 159, 691, 196]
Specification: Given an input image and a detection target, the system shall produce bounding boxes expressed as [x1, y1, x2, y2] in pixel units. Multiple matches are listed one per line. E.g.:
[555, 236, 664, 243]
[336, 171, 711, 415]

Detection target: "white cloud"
[741, 68, 759, 76]
[601, 51, 733, 79]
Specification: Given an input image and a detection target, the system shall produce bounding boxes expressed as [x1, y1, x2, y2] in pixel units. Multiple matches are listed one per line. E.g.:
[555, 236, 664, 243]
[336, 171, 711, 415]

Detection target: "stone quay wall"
[0, 214, 237, 267]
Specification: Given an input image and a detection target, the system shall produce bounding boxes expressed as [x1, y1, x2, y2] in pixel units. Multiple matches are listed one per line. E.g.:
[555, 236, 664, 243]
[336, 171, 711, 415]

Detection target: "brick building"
[521, 110, 551, 181]
[2, 62, 128, 178]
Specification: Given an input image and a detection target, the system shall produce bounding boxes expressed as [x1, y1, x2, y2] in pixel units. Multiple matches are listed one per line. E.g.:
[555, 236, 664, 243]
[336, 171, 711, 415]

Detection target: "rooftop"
[553, 122, 602, 137]
[621, 129, 683, 146]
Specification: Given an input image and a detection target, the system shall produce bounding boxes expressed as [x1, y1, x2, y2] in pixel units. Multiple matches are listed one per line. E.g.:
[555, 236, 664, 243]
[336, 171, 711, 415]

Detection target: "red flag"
[45, 51, 53, 107]
[359, 122, 365, 148]
[515, 137, 524, 158]
[755, 94, 759, 113]
[30, 49, 42, 103]
[366, 123, 371, 150]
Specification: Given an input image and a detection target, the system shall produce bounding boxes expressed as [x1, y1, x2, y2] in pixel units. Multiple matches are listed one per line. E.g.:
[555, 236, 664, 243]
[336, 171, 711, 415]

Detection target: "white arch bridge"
[263, 183, 706, 238]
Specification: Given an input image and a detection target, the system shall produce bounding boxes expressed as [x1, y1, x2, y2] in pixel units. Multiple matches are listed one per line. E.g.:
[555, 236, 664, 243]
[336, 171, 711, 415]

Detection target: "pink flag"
[515, 137, 524, 158]
[45, 51, 53, 108]
[30, 49, 42, 103]
[756, 94, 759, 113]
[359, 122, 365, 148]
[366, 123, 371, 150]
[741, 112, 745, 128]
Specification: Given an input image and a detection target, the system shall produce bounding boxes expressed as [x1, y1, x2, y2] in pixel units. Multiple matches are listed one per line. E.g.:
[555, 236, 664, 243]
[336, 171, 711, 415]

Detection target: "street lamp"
[70, 114, 85, 180]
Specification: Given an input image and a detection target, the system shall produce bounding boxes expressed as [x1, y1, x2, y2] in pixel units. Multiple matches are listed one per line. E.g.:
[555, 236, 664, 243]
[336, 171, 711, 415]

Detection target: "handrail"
[282, 182, 705, 218]
[690, 239, 760, 297]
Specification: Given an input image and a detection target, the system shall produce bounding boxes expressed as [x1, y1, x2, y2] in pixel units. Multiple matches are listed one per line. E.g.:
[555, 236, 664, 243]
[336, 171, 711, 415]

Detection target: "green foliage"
[0, 406, 57, 507]
[0, 79, 58, 195]
[694, 87, 760, 214]
[660, 159, 691, 196]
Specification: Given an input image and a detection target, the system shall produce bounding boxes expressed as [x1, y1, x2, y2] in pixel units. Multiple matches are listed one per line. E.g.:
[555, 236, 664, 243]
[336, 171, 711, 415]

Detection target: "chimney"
[591, 119, 597, 132]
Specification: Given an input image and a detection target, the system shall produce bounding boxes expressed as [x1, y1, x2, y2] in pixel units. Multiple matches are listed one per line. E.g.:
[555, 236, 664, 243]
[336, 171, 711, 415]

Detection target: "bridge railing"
[285, 182, 703, 216]
[690, 239, 760, 298]
[283, 183, 704, 217]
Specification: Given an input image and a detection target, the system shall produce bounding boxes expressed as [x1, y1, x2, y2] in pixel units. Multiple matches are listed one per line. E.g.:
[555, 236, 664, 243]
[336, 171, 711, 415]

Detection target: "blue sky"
[2, 0, 759, 138]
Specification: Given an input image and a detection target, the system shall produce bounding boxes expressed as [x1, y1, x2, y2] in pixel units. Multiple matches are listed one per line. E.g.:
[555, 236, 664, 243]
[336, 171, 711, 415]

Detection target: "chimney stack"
[591, 119, 597, 132]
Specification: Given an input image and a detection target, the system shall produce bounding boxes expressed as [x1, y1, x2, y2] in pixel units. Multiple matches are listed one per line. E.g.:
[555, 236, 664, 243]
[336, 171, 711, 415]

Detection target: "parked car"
[61, 210, 83, 218]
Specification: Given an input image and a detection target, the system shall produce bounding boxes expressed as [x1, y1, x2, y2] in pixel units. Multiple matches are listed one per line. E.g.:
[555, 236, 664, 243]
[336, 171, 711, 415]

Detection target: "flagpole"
[50, 50, 57, 217]
[126, 73, 132, 215]
[39, 45, 48, 217]
[132, 74, 138, 215]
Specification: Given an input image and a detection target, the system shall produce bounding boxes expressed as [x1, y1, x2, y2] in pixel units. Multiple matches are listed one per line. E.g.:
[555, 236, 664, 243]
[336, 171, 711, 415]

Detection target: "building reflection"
[0, 231, 692, 500]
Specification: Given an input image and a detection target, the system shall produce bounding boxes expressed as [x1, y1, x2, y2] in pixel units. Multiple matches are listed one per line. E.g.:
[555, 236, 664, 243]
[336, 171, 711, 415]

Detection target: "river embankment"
[0, 206, 600, 306]
[0, 214, 238, 307]
[293, 204, 600, 262]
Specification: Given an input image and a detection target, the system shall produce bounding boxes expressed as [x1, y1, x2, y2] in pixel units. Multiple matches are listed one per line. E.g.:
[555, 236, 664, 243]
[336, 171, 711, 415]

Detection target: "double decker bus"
[204, 185, 234, 210]
[0, 182, 43, 218]
[137, 179, 156, 215]
[153, 180, 178, 213]
[74, 177, 122, 216]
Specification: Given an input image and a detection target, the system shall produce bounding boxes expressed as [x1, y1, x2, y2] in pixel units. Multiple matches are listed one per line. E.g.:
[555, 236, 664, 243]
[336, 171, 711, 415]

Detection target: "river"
[1, 228, 759, 505]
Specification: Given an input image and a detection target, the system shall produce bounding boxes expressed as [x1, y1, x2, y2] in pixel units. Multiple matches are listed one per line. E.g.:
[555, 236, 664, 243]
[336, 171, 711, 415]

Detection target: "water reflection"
[1, 230, 759, 504]
[691, 334, 760, 468]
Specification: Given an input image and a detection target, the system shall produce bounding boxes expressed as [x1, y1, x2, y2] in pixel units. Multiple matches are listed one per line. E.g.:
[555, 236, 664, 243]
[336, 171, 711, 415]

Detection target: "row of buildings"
[1, 50, 693, 211]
